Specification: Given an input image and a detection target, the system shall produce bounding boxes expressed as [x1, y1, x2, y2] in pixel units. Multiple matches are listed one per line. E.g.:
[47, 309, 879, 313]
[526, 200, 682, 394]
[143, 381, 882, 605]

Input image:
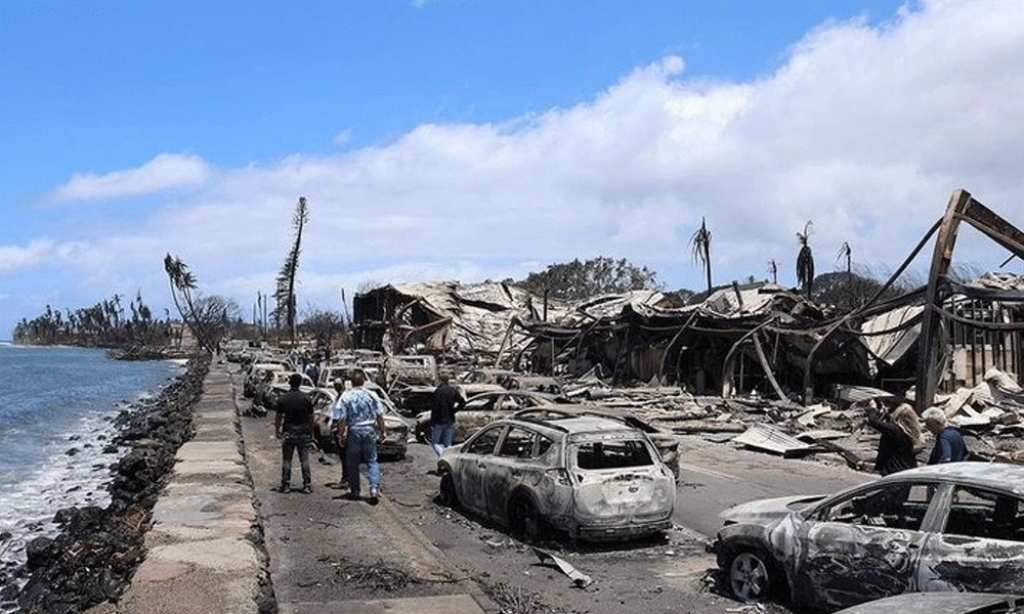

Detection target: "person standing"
[429, 371, 464, 456]
[328, 378, 349, 489]
[338, 369, 386, 503]
[274, 373, 315, 493]
[921, 407, 969, 464]
[864, 400, 921, 475]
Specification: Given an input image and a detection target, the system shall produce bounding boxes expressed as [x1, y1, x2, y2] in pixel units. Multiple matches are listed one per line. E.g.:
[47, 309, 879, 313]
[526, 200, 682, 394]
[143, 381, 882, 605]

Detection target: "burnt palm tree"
[796, 221, 815, 299]
[837, 241, 852, 274]
[275, 196, 309, 345]
[689, 217, 713, 293]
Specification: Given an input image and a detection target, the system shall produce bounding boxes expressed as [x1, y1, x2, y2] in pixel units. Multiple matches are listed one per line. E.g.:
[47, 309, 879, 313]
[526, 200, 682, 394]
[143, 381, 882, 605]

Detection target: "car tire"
[509, 495, 542, 543]
[439, 472, 458, 508]
[726, 549, 777, 603]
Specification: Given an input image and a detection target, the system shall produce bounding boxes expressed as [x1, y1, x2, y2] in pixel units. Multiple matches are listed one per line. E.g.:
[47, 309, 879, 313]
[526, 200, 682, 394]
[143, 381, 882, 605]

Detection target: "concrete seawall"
[88, 364, 269, 614]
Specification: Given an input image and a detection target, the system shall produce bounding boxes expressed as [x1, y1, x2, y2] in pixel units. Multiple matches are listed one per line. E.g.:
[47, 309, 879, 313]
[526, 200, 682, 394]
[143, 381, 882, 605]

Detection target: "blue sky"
[2, 0, 1023, 338]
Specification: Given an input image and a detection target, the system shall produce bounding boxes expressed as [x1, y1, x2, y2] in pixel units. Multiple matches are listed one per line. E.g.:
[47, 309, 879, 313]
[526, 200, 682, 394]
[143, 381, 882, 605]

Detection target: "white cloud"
[333, 129, 353, 146]
[6, 0, 1024, 337]
[0, 240, 55, 272]
[49, 153, 212, 202]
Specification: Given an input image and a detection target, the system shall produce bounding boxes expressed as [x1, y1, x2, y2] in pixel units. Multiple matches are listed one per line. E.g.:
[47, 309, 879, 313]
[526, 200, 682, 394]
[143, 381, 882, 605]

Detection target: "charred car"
[437, 414, 676, 542]
[414, 389, 570, 443]
[711, 463, 1024, 610]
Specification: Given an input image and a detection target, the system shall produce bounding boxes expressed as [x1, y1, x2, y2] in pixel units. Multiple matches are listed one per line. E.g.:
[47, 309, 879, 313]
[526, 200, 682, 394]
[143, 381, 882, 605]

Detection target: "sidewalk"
[237, 364, 491, 613]
[88, 363, 267, 614]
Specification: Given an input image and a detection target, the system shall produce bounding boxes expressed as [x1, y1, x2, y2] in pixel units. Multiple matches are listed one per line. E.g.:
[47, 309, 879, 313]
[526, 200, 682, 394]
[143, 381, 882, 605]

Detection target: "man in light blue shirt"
[336, 369, 386, 503]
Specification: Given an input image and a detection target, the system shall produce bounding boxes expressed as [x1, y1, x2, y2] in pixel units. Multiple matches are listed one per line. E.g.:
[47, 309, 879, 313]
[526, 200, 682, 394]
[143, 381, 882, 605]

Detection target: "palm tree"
[164, 253, 215, 353]
[689, 217, 713, 293]
[276, 196, 309, 345]
[837, 241, 852, 274]
[796, 221, 815, 299]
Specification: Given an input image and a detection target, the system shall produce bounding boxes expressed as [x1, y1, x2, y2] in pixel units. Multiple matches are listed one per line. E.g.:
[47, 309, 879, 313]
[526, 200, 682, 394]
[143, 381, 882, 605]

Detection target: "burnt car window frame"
[464, 424, 505, 456]
[940, 484, 1024, 543]
[807, 480, 944, 532]
[497, 425, 539, 459]
[572, 437, 655, 471]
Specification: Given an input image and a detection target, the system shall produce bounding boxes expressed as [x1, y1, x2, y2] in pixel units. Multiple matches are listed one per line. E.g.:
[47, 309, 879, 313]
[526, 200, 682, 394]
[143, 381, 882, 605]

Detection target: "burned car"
[437, 414, 676, 542]
[711, 463, 1024, 610]
[311, 382, 410, 460]
[414, 389, 570, 443]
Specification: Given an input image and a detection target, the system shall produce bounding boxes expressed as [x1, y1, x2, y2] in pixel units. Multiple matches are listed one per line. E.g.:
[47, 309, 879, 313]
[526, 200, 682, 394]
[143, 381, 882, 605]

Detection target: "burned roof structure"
[351, 281, 570, 363]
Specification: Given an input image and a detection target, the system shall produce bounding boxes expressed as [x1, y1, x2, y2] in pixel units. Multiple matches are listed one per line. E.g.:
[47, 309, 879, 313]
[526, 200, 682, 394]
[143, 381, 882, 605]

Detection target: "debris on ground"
[532, 548, 593, 588]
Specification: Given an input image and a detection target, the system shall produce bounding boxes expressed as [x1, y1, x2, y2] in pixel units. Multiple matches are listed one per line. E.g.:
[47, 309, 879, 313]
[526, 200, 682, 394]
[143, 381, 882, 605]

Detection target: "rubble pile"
[559, 365, 1024, 470]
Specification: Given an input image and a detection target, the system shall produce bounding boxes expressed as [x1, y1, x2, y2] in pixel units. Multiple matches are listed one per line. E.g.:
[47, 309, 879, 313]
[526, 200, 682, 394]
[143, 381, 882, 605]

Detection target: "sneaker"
[301, 484, 313, 494]
[342, 492, 361, 501]
[279, 484, 290, 494]
[368, 487, 379, 504]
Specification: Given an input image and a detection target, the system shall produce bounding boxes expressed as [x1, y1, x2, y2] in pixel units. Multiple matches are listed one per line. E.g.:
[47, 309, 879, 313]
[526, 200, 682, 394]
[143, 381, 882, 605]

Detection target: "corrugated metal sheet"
[732, 424, 814, 457]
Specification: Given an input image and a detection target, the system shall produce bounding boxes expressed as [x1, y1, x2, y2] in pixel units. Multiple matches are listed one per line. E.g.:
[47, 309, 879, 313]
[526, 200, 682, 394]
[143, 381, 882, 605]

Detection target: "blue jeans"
[281, 427, 312, 488]
[430, 422, 455, 457]
[345, 428, 380, 495]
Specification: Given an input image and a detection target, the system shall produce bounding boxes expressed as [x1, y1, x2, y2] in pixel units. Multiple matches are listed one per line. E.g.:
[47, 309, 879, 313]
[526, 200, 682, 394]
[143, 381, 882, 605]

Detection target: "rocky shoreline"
[3, 354, 210, 614]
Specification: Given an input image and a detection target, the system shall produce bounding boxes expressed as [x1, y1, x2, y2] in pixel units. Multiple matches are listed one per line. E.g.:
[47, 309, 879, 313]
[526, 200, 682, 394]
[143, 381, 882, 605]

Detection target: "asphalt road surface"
[672, 435, 873, 537]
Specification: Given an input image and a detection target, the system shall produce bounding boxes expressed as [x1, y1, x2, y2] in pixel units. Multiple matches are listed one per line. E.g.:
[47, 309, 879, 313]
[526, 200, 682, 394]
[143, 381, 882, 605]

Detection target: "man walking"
[429, 371, 464, 456]
[328, 378, 349, 489]
[337, 369, 386, 503]
[921, 407, 969, 464]
[274, 373, 315, 493]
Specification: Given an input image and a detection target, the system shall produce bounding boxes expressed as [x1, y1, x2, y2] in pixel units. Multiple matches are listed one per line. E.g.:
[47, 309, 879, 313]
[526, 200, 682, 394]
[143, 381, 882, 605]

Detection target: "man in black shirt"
[429, 371, 464, 456]
[274, 373, 315, 493]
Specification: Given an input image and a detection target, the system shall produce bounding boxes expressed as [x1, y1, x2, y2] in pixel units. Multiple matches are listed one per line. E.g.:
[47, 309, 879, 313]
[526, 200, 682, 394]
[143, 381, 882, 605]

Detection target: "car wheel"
[727, 549, 775, 603]
[439, 473, 458, 508]
[509, 495, 542, 543]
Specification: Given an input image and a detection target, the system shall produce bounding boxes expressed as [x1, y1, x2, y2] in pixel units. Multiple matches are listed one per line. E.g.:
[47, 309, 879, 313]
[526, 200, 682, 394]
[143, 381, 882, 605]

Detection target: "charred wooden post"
[916, 190, 1024, 412]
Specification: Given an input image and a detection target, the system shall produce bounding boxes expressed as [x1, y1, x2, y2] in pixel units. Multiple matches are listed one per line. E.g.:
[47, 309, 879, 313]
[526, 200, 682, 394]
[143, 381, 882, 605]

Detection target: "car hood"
[719, 494, 825, 526]
[833, 592, 1023, 614]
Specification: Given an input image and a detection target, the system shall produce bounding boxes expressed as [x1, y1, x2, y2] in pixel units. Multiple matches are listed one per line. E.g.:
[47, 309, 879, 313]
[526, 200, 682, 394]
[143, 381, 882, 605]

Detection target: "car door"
[918, 485, 1024, 593]
[791, 481, 938, 610]
[457, 425, 505, 516]
[485, 425, 537, 522]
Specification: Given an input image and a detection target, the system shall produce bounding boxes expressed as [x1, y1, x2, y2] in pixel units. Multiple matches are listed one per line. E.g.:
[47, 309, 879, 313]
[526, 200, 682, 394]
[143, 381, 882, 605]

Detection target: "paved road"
[672, 436, 873, 538]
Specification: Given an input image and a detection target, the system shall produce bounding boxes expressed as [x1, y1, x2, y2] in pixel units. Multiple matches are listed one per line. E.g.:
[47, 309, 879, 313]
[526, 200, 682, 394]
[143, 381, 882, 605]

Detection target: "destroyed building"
[352, 190, 1024, 410]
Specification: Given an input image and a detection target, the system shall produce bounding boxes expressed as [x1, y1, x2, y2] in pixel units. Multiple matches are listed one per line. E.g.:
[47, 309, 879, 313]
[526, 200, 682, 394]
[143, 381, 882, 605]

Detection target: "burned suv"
[711, 463, 1024, 610]
[437, 414, 676, 542]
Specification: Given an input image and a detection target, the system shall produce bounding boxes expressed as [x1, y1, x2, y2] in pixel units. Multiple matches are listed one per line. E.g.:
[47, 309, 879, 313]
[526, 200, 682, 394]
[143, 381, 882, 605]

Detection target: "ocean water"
[0, 342, 183, 579]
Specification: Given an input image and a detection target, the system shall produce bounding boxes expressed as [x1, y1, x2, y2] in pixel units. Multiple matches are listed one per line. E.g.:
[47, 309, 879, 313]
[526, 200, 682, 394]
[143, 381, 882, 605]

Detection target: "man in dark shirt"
[274, 373, 315, 493]
[429, 372, 464, 456]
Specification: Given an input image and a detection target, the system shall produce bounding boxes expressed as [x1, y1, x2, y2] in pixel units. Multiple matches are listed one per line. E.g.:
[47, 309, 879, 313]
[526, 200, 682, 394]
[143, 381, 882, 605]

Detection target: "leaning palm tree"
[164, 253, 214, 353]
[837, 241, 852, 274]
[796, 221, 815, 299]
[689, 217, 713, 293]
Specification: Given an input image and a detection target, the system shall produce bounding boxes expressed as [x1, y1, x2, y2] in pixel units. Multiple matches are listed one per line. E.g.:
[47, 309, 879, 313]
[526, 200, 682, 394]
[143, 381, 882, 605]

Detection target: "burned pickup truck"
[711, 463, 1024, 610]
